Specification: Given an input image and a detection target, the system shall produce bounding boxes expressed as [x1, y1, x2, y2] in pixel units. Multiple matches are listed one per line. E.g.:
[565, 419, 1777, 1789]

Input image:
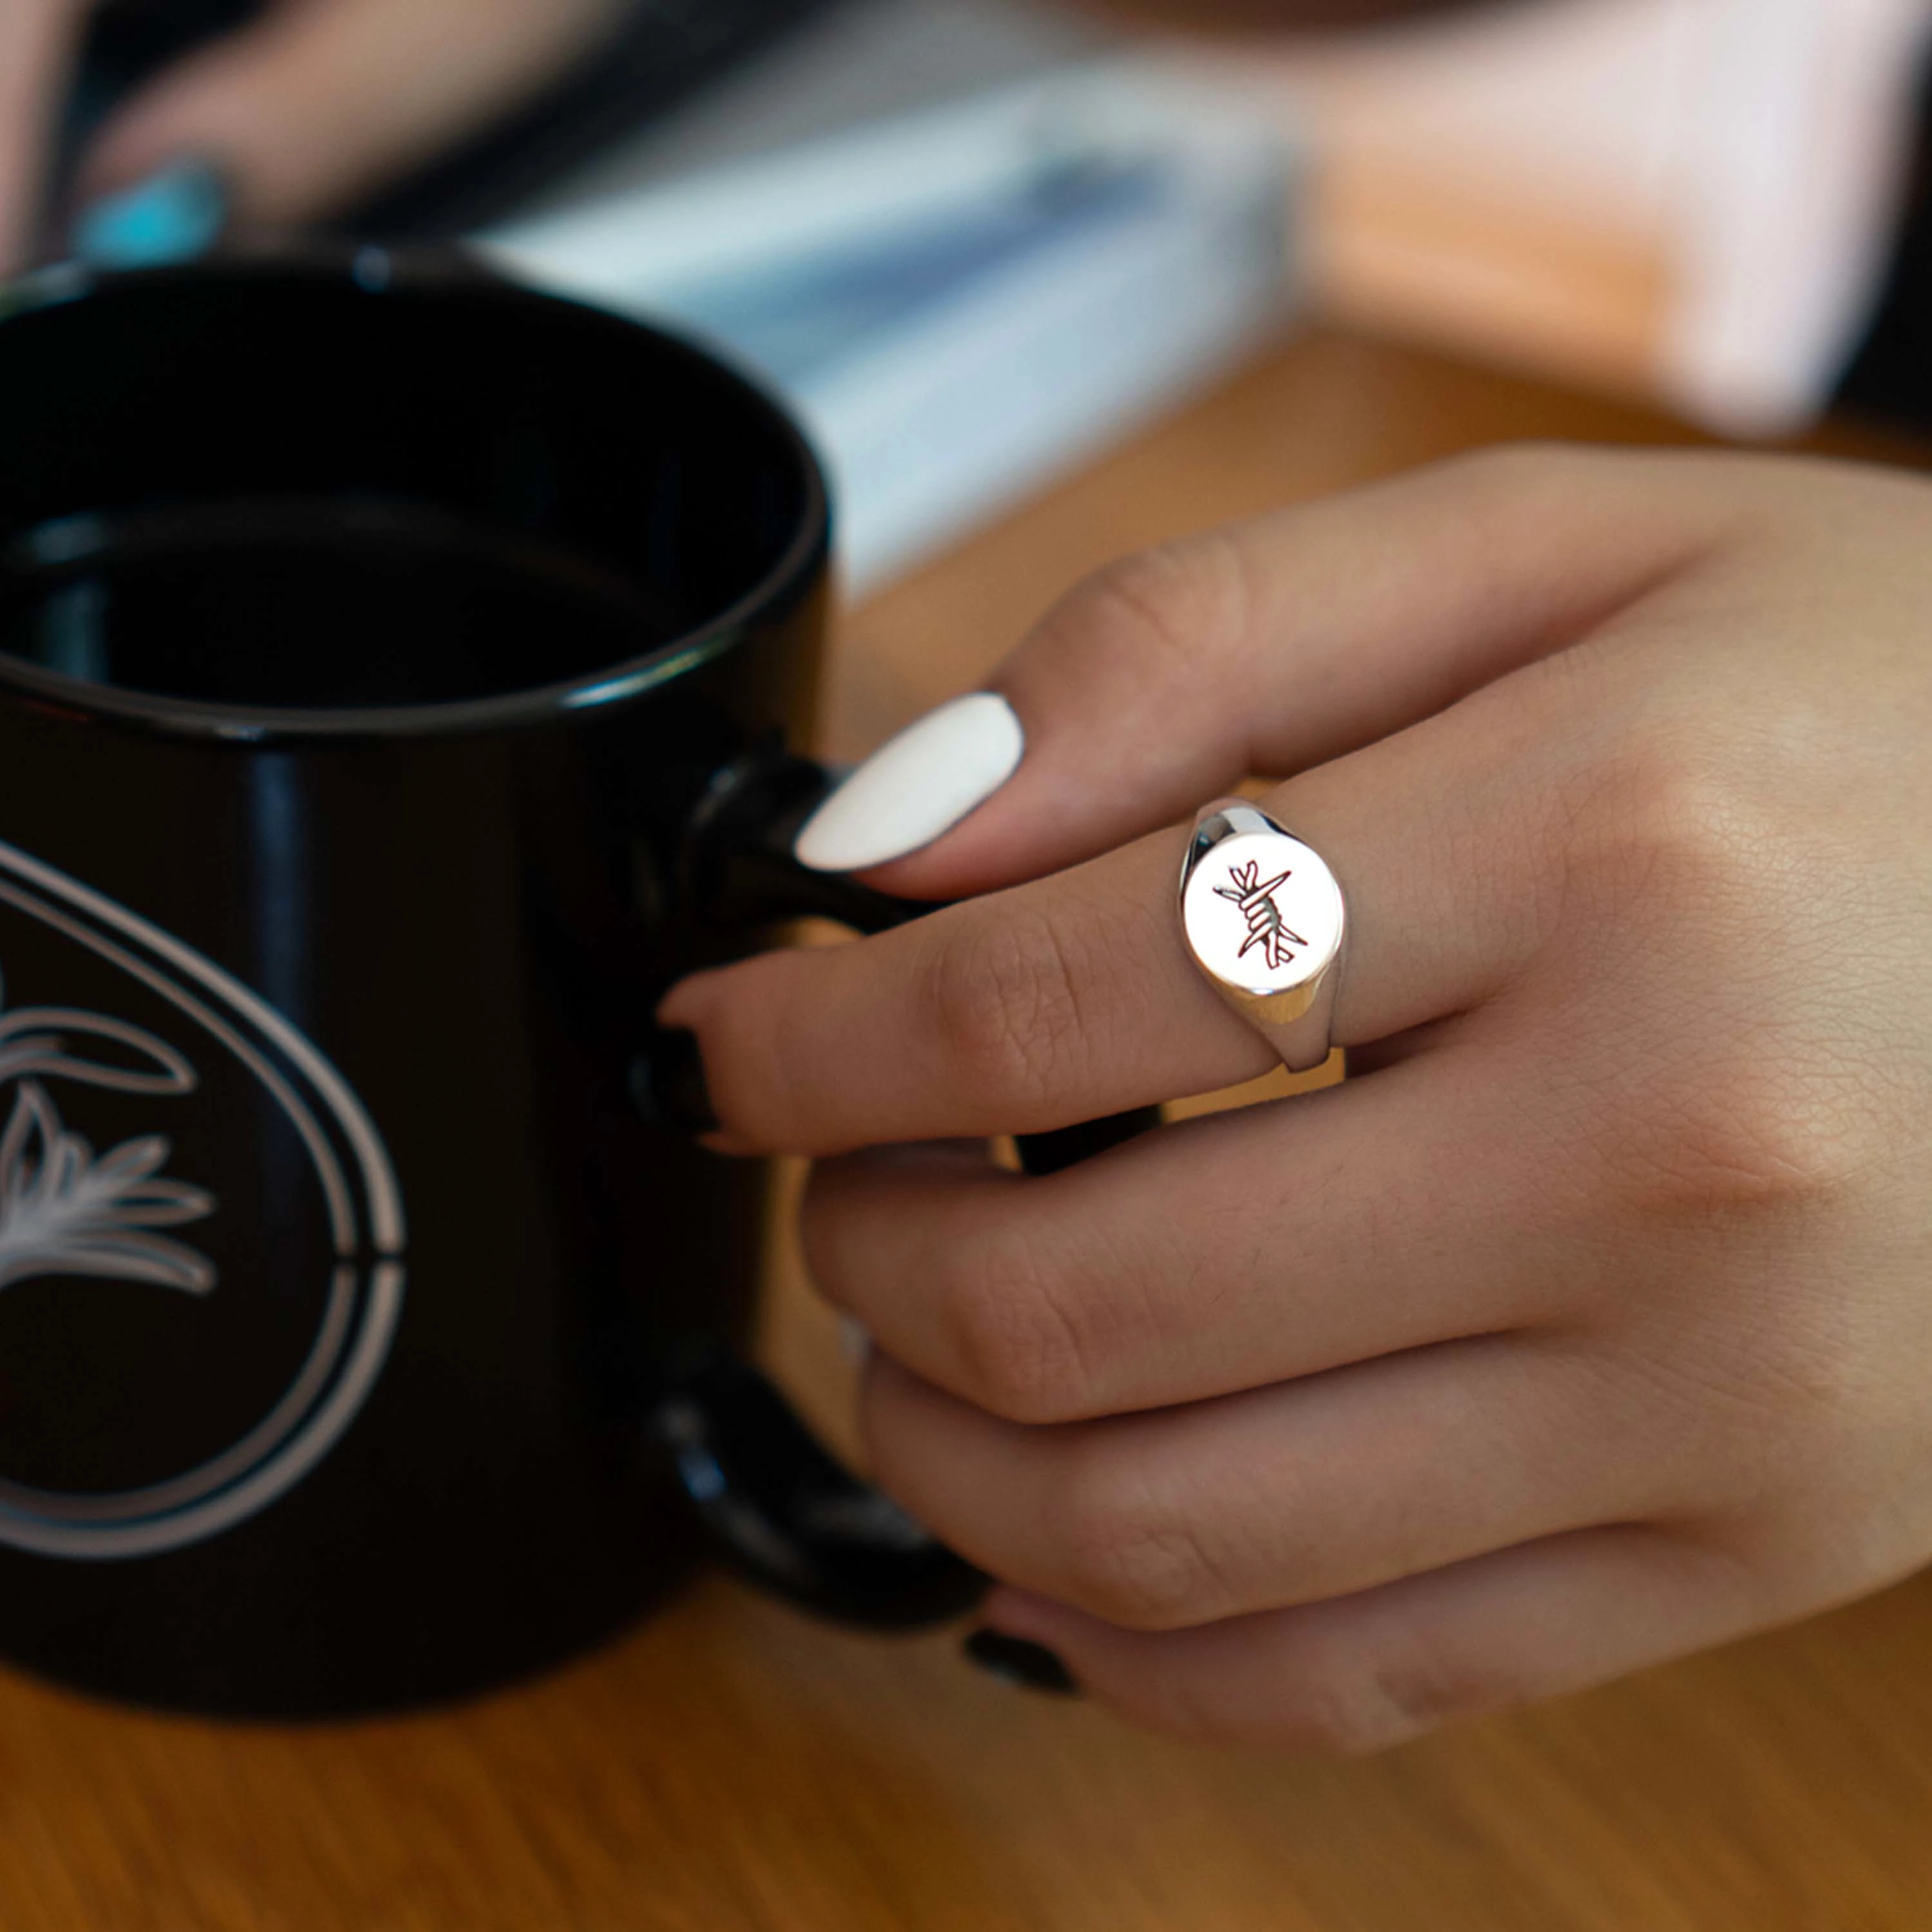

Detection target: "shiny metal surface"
[1179, 800, 1345, 1073]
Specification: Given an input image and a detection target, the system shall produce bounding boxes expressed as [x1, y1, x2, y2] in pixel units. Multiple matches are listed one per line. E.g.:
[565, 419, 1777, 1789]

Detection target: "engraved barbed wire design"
[0, 965, 216, 1294]
[1213, 860, 1307, 973]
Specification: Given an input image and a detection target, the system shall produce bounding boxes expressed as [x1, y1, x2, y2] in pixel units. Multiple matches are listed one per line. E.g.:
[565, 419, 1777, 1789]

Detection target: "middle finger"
[861, 1336, 1667, 1632]
[805, 1046, 1564, 1422]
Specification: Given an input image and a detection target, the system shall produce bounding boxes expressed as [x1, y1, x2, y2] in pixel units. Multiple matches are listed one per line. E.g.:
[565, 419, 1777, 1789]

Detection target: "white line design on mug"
[0, 969, 218, 1294]
[0, 838, 406, 1560]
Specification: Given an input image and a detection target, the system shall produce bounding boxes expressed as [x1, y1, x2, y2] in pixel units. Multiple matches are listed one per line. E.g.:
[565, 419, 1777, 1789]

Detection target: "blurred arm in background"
[0, 0, 73, 269]
[0, 0, 632, 272]
[0, 0, 1489, 276]
[1088, 0, 1466, 22]
[0, 0, 1484, 276]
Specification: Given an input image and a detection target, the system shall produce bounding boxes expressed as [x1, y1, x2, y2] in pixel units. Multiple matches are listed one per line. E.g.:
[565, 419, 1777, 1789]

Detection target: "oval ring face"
[1180, 820, 1345, 1000]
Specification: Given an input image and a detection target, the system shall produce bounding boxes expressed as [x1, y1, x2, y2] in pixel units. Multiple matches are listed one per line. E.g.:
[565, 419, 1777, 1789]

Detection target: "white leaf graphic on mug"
[0, 965, 216, 1294]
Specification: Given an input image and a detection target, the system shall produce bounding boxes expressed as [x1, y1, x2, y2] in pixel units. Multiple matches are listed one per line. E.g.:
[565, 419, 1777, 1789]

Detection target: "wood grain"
[5, 328, 1928, 1931]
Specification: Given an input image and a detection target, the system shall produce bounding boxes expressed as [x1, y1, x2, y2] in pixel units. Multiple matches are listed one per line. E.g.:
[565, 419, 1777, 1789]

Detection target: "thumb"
[801, 445, 1743, 902]
[75, 0, 627, 227]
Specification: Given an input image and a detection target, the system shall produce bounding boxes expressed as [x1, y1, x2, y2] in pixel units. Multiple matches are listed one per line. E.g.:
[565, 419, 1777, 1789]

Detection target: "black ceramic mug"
[0, 250, 1147, 1718]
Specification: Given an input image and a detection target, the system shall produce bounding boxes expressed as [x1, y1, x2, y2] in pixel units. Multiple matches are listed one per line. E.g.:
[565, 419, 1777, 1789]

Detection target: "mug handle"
[644, 747, 1159, 1629]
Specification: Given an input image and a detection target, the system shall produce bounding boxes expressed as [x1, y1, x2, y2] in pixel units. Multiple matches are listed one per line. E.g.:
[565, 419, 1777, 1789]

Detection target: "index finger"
[658, 697, 1549, 1154]
[662, 449, 1744, 1152]
[76, 0, 629, 223]
[0, 0, 84, 271]
[665, 828, 1267, 1154]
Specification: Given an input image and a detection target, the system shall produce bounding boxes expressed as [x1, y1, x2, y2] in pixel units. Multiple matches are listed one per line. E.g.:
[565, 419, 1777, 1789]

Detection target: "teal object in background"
[73, 160, 229, 269]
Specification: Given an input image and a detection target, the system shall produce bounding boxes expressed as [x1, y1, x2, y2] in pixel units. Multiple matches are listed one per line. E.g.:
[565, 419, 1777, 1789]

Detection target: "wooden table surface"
[7, 328, 1931, 1932]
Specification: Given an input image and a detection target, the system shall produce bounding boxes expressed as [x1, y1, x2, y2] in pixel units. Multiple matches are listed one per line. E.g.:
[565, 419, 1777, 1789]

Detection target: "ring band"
[1178, 800, 1347, 1074]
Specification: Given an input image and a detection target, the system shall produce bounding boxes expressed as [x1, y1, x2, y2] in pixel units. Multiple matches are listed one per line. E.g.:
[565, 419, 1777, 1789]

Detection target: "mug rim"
[0, 245, 833, 743]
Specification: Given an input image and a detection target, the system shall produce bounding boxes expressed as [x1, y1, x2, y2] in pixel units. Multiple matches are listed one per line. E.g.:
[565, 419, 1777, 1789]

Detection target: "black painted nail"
[963, 1629, 1080, 1696]
[629, 1027, 718, 1134]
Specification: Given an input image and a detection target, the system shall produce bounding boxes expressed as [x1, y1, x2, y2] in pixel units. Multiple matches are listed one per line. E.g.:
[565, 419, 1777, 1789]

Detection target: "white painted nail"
[794, 693, 1025, 873]
[838, 1316, 875, 1367]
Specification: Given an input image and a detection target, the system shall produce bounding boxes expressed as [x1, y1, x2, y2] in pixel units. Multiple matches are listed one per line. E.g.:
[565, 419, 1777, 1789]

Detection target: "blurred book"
[480, 53, 1298, 591]
[1174, 0, 1932, 436]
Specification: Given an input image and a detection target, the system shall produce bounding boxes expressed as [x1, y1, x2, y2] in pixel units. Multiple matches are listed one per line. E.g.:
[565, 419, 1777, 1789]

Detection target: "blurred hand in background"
[0, 0, 632, 272]
[1088, 0, 1464, 24]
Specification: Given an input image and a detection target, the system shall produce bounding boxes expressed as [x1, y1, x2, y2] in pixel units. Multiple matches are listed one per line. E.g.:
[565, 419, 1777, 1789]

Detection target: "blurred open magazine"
[480, 65, 1298, 592]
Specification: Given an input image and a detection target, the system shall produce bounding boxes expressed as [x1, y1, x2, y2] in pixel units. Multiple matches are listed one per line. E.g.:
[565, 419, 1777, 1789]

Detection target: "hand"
[663, 446, 1932, 1750]
[0, 0, 630, 272]
[1074, 0, 1468, 30]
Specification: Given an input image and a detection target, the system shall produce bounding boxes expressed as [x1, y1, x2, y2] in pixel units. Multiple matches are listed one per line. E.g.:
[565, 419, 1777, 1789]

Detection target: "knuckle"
[921, 905, 1089, 1112]
[1576, 1036, 1874, 1226]
[1285, 1670, 1444, 1757]
[1552, 735, 1888, 1220]
[1052, 531, 1255, 677]
[1271, 1627, 1509, 1756]
[1306, 1646, 1499, 1754]
[1051, 1457, 1226, 1631]
[1139, 1645, 1465, 1756]
[937, 1223, 1104, 1424]
[1115, 1627, 1522, 1756]
[1637, 1066, 1869, 1216]
[1564, 733, 1778, 923]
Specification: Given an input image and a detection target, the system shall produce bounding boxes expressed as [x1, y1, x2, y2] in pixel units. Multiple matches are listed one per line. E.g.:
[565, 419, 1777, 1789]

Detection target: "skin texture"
[662, 448, 1932, 1751]
[0, 0, 629, 272]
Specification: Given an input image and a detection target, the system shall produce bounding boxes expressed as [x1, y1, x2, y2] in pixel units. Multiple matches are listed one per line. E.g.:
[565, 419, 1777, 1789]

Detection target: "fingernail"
[629, 1027, 718, 1134]
[795, 693, 1023, 873]
[73, 160, 230, 269]
[962, 1629, 1080, 1696]
[838, 1316, 875, 1366]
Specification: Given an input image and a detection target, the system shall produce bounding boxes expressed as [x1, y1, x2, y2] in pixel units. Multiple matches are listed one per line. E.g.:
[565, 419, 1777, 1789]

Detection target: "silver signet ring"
[1179, 800, 1347, 1074]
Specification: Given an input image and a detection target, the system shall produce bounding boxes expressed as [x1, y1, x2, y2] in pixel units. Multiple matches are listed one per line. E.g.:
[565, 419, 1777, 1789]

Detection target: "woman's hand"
[0, 0, 629, 272]
[661, 447, 1932, 1751]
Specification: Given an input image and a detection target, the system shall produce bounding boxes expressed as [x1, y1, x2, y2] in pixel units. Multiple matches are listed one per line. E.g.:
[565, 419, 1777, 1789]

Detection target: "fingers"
[976, 1527, 1763, 1752]
[861, 1341, 1674, 1633]
[804, 1054, 1558, 1420]
[75, 0, 627, 224]
[663, 645, 1579, 1154]
[862, 445, 1740, 902]
[666, 826, 1263, 1153]
[665, 449, 1759, 1154]
[0, 0, 82, 270]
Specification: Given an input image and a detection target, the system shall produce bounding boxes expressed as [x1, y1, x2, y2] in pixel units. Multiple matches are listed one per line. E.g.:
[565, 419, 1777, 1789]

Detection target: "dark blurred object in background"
[1838, 45, 1932, 437]
[59, 0, 846, 244]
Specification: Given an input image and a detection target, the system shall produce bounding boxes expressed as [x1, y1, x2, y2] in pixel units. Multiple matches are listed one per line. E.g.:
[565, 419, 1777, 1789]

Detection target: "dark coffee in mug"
[0, 498, 692, 708]
[0, 251, 981, 1719]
